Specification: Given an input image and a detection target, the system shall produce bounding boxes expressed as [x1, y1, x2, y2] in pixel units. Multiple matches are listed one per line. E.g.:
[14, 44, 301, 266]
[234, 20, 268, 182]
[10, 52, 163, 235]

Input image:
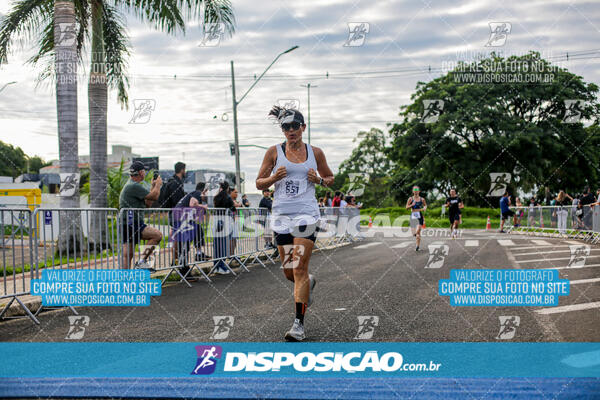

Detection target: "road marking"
[390, 242, 412, 249]
[511, 245, 569, 251]
[551, 264, 600, 270]
[354, 242, 382, 249]
[531, 239, 553, 246]
[516, 255, 600, 263]
[570, 278, 600, 285]
[564, 240, 584, 244]
[464, 240, 479, 247]
[334, 308, 347, 311]
[535, 301, 600, 315]
[514, 249, 600, 256]
[497, 239, 516, 246]
[502, 242, 563, 341]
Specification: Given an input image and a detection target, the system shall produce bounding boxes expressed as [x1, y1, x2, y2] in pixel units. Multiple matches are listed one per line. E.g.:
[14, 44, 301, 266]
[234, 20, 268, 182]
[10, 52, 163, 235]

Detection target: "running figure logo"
[485, 22, 511, 47]
[57, 23, 78, 46]
[65, 316, 90, 340]
[344, 23, 370, 47]
[198, 23, 225, 47]
[567, 245, 590, 268]
[347, 173, 370, 197]
[59, 173, 80, 197]
[191, 345, 222, 375]
[425, 244, 449, 269]
[487, 172, 511, 197]
[421, 100, 444, 123]
[496, 316, 520, 340]
[281, 244, 305, 269]
[210, 316, 234, 340]
[355, 316, 379, 340]
[129, 99, 156, 124]
[204, 173, 226, 197]
[563, 100, 585, 123]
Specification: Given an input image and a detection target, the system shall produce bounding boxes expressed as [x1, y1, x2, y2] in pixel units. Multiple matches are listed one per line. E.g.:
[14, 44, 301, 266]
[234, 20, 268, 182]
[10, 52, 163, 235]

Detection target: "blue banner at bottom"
[1, 343, 599, 378]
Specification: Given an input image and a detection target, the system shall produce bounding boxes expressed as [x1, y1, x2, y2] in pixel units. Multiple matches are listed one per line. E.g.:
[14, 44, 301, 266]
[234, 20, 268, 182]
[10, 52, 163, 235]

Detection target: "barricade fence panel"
[509, 205, 599, 240]
[0, 208, 34, 299]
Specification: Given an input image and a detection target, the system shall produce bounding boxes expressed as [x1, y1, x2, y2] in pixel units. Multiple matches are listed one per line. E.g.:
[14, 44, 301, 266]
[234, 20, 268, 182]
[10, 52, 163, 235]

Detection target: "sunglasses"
[281, 121, 302, 132]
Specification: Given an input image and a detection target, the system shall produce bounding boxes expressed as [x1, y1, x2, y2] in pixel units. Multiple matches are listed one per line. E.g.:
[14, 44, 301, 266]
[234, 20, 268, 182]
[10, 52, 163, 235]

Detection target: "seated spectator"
[242, 194, 250, 208]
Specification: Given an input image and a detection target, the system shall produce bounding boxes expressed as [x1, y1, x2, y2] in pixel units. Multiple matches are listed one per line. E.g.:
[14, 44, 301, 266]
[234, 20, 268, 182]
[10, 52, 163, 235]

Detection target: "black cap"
[129, 161, 145, 175]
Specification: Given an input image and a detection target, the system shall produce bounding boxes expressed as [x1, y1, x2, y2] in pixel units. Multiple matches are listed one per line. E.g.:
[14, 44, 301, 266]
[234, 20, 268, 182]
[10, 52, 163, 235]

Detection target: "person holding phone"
[119, 161, 163, 269]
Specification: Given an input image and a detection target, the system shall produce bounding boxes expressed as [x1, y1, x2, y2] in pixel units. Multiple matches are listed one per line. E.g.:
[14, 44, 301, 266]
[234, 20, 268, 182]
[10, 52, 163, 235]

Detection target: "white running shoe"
[307, 274, 316, 307]
[284, 318, 305, 342]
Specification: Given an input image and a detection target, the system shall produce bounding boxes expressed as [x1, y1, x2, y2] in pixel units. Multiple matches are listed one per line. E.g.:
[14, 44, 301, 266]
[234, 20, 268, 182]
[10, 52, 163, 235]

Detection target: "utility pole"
[230, 46, 299, 193]
[300, 83, 317, 144]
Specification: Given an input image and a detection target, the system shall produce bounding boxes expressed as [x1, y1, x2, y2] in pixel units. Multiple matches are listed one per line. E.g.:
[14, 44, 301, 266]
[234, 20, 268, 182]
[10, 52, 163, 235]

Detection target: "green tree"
[0, 141, 50, 177]
[332, 128, 395, 207]
[388, 52, 600, 206]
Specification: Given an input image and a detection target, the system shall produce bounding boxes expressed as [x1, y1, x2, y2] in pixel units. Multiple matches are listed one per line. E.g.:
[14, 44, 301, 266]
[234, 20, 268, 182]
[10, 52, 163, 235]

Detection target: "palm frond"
[0, 0, 52, 64]
[113, 0, 185, 35]
[196, 0, 235, 35]
[25, 1, 89, 89]
[103, 3, 131, 108]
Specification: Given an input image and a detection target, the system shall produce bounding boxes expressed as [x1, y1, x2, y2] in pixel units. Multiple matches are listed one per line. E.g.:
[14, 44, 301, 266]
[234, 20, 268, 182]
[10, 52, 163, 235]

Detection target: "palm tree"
[1, 0, 235, 251]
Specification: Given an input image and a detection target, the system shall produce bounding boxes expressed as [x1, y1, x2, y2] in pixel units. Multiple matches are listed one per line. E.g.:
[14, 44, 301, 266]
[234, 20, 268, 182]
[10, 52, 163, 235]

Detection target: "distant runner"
[406, 186, 427, 251]
[445, 188, 464, 239]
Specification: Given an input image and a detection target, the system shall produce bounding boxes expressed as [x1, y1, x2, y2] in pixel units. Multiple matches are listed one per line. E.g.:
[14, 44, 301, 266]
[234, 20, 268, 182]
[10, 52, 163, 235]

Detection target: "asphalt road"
[2, 229, 599, 343]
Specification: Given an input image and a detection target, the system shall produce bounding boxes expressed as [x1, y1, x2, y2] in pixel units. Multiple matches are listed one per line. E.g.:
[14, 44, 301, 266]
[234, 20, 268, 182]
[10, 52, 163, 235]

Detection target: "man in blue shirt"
[499, 191, 515, 233]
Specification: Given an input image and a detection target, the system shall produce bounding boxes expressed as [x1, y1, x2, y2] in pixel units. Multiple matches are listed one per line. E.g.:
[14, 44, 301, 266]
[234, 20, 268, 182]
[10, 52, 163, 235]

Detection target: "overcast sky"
[1, 0, 599, 192]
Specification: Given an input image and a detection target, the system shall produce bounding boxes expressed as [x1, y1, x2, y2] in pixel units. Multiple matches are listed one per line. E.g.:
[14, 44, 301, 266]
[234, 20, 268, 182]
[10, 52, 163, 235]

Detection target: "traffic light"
[229, 143, 236, 156]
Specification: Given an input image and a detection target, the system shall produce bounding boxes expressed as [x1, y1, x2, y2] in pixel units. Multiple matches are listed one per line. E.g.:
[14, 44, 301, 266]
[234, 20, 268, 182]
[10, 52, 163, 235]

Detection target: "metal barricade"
[0, 208, 38, 323]
[117, 207, 277, 286]
[32, 207, 120, 318]
[510, 205, 600, 242]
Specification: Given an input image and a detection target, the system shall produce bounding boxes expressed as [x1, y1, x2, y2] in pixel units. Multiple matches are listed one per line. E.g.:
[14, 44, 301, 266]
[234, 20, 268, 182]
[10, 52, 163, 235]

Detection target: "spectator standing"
[579, 187, 595, 230]
[259, 189, 274, 249]
[555, 190, 573, 233]
[158, 162, 186, 209]
[212, 182, 236, 274]
[324, 191, 333, 207]
[332, 191, 342, 207]
[242, 194, 250, 207]
[119, 161, 163, 269]
[172, 182, 209, 271]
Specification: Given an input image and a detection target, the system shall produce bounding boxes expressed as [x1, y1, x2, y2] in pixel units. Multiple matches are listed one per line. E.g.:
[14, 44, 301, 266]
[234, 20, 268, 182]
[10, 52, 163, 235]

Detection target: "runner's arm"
[256, 146, 280, 190]
[311, 146, 334, 187]
[406, 198, 413, 209]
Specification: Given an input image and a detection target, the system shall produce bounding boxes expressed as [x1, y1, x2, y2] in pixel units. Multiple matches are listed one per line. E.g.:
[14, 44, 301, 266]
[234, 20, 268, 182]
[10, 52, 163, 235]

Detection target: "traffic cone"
[368, 215, 373, 228]
[486, 216, 491, 230]
[422, 220, 426, 229]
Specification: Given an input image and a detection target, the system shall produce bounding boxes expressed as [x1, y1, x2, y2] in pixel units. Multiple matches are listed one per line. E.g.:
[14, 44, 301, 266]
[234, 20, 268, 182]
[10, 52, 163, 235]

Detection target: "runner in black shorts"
[406, 186, 427, 251]
[256, 106, 334, 341]
[445, 188, 464, 239]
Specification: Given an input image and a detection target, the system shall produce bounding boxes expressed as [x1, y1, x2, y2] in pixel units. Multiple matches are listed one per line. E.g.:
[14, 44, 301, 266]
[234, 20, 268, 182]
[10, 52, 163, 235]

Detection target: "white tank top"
[271, 143, 320, 233]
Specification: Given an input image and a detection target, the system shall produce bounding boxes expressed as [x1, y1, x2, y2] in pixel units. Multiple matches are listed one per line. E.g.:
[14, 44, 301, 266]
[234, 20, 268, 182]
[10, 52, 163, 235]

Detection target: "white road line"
[464, 240, 479, 247]
[570, 278, 600, 285]
[531, 239, 553, 246]
[354, 242, 383, 249]
[516, 256, 600, 263]
[551, 264, 600, 270]
[535, 301, 600, 315]
[564, 240, 584, 244]
[497, 239, 516, 246]
[514, 249, 600, 256]
[511, 245, 568, 251]
[390, 242, 412, 249]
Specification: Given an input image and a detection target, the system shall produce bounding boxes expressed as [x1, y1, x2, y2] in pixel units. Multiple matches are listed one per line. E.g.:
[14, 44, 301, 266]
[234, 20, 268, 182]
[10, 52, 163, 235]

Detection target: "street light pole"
[300, 83, 317, 144]
[230, 61, 242, 193]
[0, 81, 17, 94]
[230, 46, 299, 193]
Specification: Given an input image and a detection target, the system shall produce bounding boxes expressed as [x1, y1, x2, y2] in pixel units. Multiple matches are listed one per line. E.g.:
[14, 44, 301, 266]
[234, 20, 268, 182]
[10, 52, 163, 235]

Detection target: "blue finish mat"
[1, 377, 599, 399]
